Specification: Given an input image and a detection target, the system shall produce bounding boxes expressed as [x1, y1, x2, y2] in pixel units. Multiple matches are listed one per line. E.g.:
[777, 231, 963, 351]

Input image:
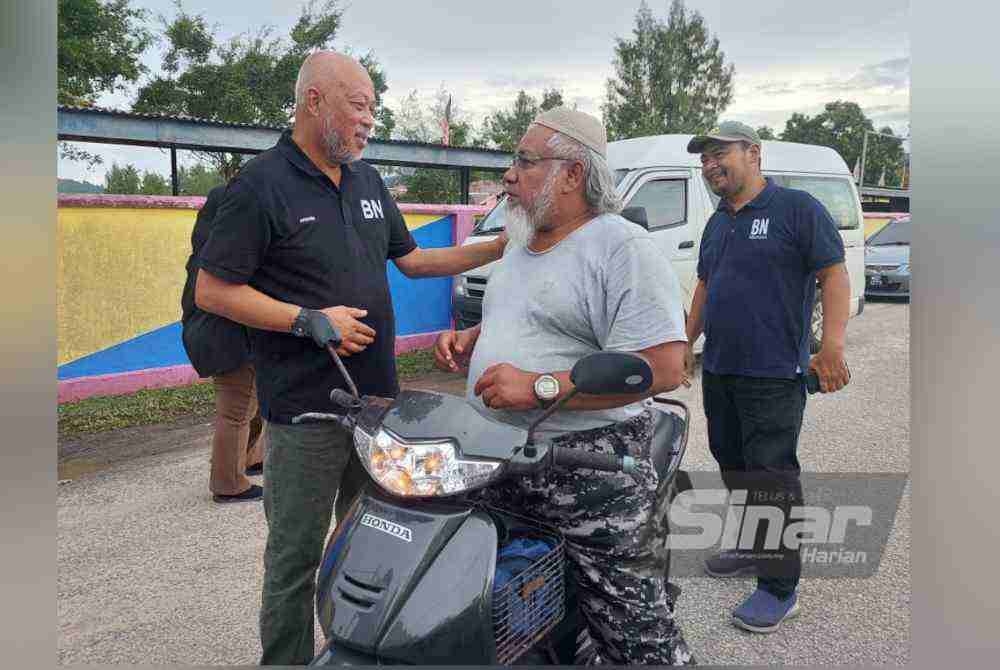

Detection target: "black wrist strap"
[291, 307, 310, 337]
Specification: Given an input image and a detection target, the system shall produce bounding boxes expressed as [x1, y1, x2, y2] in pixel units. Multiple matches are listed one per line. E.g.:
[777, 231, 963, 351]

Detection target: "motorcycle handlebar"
[550, 446, 637, 475]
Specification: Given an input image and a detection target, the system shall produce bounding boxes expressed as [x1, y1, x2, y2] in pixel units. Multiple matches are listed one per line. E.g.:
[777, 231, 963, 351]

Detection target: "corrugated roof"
[57, 104, 509, 154]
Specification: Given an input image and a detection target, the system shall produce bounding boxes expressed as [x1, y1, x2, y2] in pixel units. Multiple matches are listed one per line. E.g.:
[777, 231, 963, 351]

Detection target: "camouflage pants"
[483, 410, 695, 666]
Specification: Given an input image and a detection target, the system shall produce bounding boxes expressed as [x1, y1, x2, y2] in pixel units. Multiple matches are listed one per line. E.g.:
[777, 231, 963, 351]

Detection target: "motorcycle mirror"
[620, 206, 649, 230]
[570, 351, 653, 395]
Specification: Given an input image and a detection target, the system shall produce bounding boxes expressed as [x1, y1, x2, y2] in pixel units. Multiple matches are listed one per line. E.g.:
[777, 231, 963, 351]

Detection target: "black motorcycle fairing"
[377, 510, 498, 664]
[378, 390, 528, 461]
[318, 490, 499, 663]
[310, 639, 379, 666]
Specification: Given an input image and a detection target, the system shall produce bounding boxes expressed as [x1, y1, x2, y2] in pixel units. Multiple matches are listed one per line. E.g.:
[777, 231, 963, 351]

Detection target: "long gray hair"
[545, 132, 623, 215]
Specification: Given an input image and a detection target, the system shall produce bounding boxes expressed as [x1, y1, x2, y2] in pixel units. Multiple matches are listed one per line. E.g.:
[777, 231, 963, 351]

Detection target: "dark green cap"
[686, 120, 762, 153]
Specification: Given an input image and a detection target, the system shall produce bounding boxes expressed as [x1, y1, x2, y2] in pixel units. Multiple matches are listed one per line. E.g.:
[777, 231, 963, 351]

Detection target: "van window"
[625, 179, 687, 230]
[770, 175, 861, 230]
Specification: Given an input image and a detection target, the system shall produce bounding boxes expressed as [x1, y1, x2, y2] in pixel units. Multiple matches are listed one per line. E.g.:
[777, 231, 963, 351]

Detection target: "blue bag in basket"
[493, 537, 558, 636]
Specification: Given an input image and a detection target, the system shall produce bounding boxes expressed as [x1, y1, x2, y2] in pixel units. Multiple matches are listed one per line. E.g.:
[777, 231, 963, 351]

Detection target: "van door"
[619, 170, 699, 305]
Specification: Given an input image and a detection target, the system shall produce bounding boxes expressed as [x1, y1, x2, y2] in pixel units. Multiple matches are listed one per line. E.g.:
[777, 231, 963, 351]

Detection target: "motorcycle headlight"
[354, 427, 501, 497]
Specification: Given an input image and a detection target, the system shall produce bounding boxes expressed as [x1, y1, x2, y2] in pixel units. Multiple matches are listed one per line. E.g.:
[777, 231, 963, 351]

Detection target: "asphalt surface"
[58, 299, 909, 665]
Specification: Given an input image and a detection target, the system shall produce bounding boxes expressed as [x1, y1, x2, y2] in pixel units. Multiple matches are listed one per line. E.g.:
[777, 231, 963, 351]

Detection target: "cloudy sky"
[59, 0, 910, 183]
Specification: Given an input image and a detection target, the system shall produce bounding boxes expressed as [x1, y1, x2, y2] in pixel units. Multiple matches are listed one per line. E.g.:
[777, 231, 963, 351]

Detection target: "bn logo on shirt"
[360, 199, 384, 220]
[750, 218, 769, 240]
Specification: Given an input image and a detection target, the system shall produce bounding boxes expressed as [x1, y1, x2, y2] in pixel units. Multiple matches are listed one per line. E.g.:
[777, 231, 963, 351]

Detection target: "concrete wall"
[57, 194, 487, 402]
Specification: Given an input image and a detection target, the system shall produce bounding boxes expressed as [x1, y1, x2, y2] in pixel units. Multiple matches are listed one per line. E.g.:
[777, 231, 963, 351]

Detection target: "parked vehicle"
[300, 335, 691, 665]
[864, 215, 910, 299]
[453, 136, 867, 354]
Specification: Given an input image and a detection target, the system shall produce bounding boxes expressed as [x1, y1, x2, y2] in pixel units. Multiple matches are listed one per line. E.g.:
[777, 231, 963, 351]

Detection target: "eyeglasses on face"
[509, 151, 574, 170]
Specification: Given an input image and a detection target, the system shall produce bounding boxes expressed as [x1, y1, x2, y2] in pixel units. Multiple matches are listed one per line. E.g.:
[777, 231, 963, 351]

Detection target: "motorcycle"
[297, 327, 691, 665]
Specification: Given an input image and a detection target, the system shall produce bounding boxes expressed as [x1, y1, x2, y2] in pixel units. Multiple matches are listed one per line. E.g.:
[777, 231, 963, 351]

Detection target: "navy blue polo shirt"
[697, 177, 845, 378]
[198, 130, 417, 423]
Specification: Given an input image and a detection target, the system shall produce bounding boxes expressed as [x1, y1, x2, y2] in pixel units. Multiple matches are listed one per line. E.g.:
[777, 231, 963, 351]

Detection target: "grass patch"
[396, 347, 437, 378]
[58, 348, 440, 439]
[58, 382, 216, 440]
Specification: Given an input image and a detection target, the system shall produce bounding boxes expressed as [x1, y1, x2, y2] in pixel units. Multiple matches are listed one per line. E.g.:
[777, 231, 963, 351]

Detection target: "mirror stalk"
[525, 388, 580, 451]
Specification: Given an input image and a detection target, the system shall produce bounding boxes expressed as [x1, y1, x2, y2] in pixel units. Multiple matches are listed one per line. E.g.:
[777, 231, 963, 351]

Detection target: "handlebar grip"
[330, 388, 360, 409]
[551, 447, 637, 474]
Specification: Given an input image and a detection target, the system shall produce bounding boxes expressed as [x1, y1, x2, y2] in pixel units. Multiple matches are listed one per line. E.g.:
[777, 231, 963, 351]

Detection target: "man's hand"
[681, 343, 695, 388]
[473, 363, 538, 410]
[318, 306, 375, 357]
[808, 347, 850, 393]
[434, 328, 478, 372]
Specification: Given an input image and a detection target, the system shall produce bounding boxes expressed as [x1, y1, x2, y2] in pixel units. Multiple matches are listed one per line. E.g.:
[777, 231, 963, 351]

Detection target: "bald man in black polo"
[195, 51, 506, 665]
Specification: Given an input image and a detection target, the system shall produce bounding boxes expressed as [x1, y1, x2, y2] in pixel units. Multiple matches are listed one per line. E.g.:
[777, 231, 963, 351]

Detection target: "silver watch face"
[535, 375, 559, 399]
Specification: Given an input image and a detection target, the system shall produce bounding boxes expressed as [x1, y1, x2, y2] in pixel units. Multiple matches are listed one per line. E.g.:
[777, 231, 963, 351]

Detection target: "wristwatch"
[533, 374, 560, 409]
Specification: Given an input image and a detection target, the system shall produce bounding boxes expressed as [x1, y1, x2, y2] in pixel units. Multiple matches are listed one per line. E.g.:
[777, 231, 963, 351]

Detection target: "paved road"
[58, 299, 909, 665]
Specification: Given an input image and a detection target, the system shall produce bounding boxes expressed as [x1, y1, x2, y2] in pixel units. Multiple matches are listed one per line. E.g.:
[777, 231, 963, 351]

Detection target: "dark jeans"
[258, 421, 368, 666]
[702, 371, 806, 599]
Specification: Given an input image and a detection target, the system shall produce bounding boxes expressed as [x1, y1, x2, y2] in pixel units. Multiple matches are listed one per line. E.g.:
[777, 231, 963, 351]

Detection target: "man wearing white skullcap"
[433, 108, 694, 665]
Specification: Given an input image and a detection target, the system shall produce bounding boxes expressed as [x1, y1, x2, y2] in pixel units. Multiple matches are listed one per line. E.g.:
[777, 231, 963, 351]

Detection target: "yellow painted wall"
[58, 206, 448, 366]
[58, 207, 195, 365]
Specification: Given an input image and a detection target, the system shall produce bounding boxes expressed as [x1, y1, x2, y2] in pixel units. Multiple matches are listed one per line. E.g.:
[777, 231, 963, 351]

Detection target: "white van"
[453, 136, 866, 353]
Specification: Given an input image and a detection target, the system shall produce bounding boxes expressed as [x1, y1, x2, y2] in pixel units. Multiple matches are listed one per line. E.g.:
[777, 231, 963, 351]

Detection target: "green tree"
[104, 163, 141, 194]
[389, 88, 489, 203]
[779, 101, 905, 186]
[756, 126, 777, 140]
[132, 0, 392, 178]
[483, 88, 564, 151]
[139, 171, 171, 195]
[58, 0, 153, 105]
[603, 0, 734, 140]
[58, 0, 154, 168]
[178, 162, 227, 195]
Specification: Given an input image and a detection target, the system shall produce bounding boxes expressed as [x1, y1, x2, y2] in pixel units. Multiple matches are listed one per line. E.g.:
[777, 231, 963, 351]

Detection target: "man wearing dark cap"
[684, 121, 852, 632]
[434, 108, 693, 665]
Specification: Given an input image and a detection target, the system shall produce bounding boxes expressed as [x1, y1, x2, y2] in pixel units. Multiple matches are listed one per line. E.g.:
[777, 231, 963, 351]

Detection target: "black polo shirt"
[696, 177, 845, 379]
[198, 130, 417, 423]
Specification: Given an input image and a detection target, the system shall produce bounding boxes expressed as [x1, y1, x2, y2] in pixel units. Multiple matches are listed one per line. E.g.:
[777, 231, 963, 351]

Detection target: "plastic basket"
[491, 530, 565, 664]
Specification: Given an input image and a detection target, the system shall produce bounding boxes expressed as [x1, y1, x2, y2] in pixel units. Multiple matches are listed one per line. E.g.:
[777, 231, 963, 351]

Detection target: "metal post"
[459, 167, 471, 205]
[858, 132, 869, 187]
[170, 147, 179, 196]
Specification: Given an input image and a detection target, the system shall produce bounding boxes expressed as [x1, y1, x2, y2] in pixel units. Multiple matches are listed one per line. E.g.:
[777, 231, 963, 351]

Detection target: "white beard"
[504, 169, 557, 249]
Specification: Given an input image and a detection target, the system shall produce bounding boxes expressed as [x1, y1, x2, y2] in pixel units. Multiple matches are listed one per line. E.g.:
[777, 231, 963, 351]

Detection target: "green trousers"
[258, 421, 366, 665]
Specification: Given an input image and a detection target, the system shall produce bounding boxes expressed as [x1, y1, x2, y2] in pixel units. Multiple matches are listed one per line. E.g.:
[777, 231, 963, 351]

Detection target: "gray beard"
[504, 171, 557, 249]
[322, 118, 359, 164]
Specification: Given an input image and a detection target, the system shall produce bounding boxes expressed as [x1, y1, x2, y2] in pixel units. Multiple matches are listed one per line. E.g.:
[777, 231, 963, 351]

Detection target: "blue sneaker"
[731, 588, 800, 633]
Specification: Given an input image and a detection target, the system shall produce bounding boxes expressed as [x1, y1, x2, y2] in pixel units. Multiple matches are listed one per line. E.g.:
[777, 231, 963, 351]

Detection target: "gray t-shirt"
[466, 213, 687, 439]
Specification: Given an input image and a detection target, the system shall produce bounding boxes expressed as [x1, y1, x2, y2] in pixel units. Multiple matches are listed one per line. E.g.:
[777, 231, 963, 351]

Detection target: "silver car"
[865, 216, 910, 299]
